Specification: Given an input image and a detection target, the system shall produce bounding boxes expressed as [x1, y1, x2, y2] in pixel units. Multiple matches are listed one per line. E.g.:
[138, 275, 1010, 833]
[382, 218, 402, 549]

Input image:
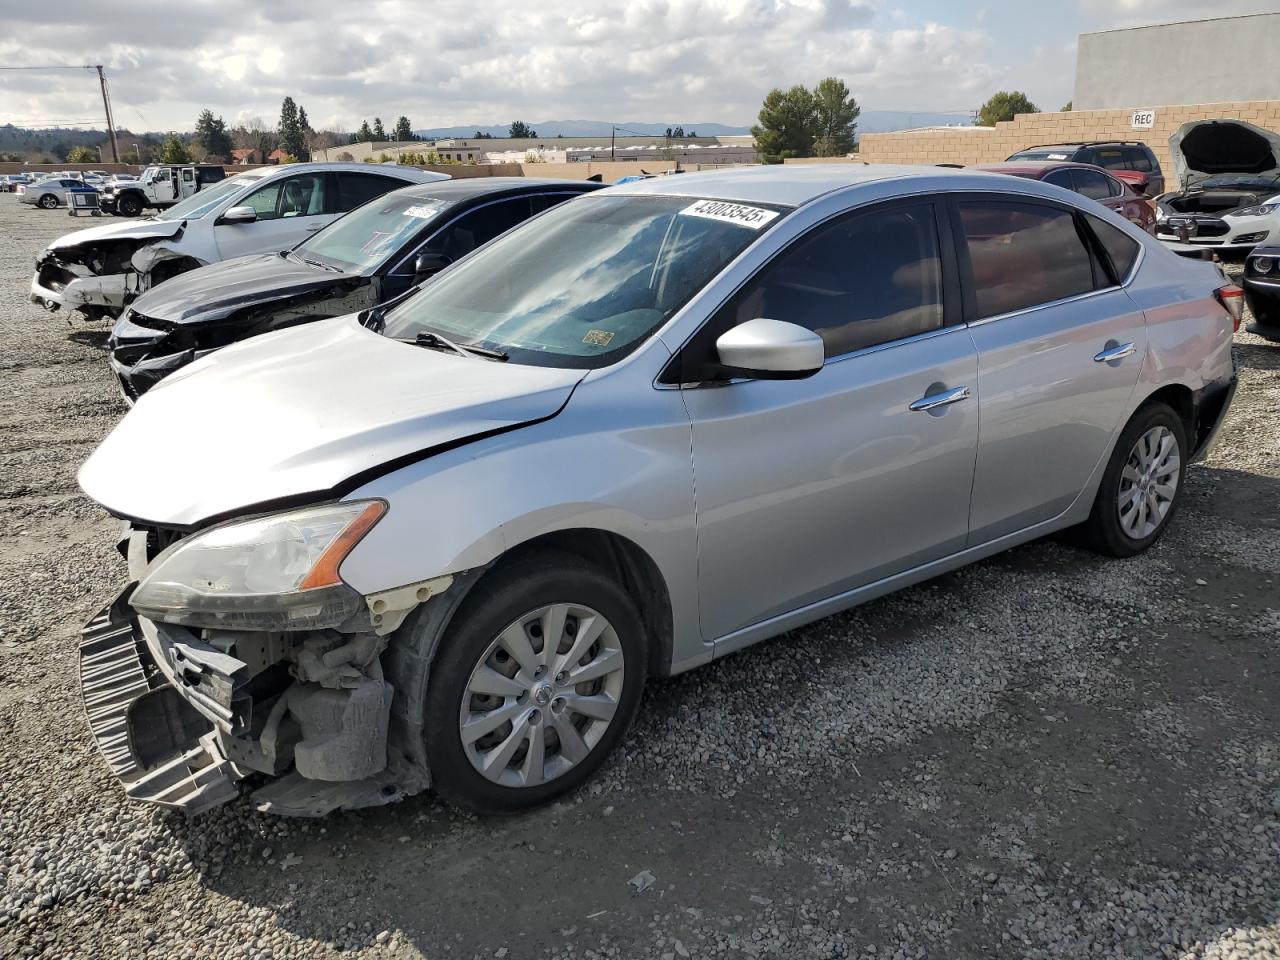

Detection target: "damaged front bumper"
[30, 265, 130, 314]
[79, 581, 435, 816]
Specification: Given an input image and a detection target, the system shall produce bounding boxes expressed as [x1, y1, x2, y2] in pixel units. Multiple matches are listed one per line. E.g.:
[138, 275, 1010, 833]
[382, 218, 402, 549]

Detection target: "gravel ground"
[0, 194, 1277, 960]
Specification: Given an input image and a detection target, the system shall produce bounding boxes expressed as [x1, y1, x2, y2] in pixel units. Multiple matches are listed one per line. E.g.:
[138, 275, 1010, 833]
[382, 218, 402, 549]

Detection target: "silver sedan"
[76, 164, 1238, 817]
[18, 177, 94, 209]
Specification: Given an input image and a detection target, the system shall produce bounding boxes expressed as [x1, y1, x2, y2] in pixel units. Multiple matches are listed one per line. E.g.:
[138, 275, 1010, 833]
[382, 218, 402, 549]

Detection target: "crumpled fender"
[131, 241, 199, 274]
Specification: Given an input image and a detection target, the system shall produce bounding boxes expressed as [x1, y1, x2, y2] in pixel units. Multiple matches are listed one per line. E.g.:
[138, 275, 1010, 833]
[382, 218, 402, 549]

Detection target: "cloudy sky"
[0, 0, 1276, 133]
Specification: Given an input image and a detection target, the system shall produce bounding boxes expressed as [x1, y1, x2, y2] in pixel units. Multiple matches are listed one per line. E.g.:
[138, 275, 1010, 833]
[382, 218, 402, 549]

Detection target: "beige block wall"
[858, 100, 1280, 178]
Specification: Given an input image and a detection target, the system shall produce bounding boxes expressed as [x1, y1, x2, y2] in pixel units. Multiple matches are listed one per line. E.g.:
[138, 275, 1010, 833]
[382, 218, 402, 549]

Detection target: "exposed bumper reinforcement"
[79, 600, 242, 814]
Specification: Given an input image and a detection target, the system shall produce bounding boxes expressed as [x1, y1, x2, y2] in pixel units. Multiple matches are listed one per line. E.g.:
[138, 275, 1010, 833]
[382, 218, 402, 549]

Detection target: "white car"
[18, 177, 96, 209]
[30, 162, 450, 319]
[1155, 119, 1280, 257]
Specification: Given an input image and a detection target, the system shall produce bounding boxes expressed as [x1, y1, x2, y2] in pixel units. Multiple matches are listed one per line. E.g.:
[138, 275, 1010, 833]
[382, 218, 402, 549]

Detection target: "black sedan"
[108, 177, 603, 399]
[1242, 245, 1280, 343]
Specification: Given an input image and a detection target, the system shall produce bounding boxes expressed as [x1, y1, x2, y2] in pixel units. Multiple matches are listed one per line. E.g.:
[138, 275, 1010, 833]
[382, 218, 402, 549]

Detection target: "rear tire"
[38, 194, 57, 209]
[117, 193, 144, 217]
[1079, 401, 1187, 557]
[422, 551, 648, 814]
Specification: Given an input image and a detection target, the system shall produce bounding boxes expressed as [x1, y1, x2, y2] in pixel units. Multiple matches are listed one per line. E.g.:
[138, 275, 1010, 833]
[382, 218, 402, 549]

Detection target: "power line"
[0, 63, 122, 161]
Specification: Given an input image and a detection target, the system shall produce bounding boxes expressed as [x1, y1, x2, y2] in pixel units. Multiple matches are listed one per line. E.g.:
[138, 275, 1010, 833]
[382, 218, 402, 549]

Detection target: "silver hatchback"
[77, 165, 1238, 816]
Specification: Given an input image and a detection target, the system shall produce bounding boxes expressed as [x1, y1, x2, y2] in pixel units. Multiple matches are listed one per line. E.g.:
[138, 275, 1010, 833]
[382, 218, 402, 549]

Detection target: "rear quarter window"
[1085, 213, 1141, 282]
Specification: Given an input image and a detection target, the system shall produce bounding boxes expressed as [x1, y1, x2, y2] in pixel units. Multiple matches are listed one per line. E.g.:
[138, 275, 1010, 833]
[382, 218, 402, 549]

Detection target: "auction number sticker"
[403, 203, 443, 219]
[680, 199, 780, 229]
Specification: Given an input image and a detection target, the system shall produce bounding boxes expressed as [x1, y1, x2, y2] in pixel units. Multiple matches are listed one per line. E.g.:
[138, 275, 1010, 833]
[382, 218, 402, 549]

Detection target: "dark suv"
[1006, 142, 1164, 196]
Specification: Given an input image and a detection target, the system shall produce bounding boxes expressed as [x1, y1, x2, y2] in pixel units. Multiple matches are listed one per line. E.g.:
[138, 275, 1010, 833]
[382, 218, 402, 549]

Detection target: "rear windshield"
[380, 194, 786, 368]
[1008, 149, 1075, 162]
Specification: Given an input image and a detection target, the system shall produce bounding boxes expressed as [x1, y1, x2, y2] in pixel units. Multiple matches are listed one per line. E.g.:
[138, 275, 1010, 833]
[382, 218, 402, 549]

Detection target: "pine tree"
[372, 117, 387, 140]
[278, 97, 306, 159]
[194, 109, 232, 159]
[393, 116, 413, 141]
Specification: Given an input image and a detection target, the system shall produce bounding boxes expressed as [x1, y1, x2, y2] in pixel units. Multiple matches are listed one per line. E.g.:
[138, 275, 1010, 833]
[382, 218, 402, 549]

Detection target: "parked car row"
[29, 162, 448, 320]
[63, 161, 1240, 818]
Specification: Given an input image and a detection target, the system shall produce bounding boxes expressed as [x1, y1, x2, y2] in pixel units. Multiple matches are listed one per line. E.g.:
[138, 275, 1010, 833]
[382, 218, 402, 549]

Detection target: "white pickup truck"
[100, 165, 227, 217]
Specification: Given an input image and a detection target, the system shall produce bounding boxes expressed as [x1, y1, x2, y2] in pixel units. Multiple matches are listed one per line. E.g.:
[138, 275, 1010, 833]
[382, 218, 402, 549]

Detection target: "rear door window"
[1126, 148, 1154, 172]
[337, 172, 406, 212]
[1072, 169, 1118, 200]
[1043, 169, 1074, 190]
[1091, 149, 1130, 171]
[956, 200, 1098, 319]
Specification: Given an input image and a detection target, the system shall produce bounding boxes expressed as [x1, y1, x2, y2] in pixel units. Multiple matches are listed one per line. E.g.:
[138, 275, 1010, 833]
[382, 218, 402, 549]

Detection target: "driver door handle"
[1093, 342, 1136, 363]
[909, 385, 971, 412]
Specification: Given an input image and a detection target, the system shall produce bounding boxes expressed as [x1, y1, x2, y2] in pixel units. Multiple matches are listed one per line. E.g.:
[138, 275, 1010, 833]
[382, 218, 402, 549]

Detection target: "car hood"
[128, 253, 356, 324]
[1170, 119, 1280, 190]
[46, 217, 183, 251]
[79, 316, 585, 527]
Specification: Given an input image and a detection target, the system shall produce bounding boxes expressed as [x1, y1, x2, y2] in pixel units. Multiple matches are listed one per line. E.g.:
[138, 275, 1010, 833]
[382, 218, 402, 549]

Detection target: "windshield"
[298, 192, 452, 273]
[153, 174, 264, 221]
[380, 194, 785, 368]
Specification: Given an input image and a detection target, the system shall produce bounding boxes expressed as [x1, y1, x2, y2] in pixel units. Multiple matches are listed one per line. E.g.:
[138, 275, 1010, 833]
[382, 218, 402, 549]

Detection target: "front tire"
[423, 552, 648, 814]
[1080, 401, 1187, 557]
[38, 194, 58, 209]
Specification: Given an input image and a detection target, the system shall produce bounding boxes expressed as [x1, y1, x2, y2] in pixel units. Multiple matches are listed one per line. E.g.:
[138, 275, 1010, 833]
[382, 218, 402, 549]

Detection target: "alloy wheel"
[1116, 424, 1180, 540]
[458, 603, 625, 788]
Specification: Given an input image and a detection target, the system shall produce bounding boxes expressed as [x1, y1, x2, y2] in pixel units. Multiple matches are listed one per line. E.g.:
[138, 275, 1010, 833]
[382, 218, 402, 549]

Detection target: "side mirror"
[414, 252, 452, 278]
[714, 318, 824, 380]
[220, 205, 257, 224]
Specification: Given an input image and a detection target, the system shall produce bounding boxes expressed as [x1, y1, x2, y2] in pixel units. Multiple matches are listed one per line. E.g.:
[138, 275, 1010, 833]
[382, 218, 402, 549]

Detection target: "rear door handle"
[1093, 342, 1136, 364]
[909, 385, 971, 412]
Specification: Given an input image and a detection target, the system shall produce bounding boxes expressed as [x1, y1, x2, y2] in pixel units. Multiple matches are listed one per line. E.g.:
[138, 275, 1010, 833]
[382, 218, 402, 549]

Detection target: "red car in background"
[973, 161, 1157, 234]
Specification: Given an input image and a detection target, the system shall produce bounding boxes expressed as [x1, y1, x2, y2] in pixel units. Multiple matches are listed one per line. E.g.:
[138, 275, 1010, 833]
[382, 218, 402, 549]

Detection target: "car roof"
[604, 162, 1079, 207]
[388, 176, 603, 202]
[220, 162, 448, 183]
[975, 160, 1110, 178]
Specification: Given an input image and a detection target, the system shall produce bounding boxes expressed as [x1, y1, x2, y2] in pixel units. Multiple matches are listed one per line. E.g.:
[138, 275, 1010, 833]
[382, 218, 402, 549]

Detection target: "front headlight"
[130, 500, 385, 631]
[1231, 204, 1277, 217]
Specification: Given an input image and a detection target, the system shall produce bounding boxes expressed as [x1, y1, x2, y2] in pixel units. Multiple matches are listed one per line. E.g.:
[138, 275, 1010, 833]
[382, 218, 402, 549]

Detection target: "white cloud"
[0, 0, 1001, 133]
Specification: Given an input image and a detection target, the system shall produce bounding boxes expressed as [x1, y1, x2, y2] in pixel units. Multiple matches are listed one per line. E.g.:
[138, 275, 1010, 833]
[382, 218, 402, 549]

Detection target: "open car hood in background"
[1169, 119, 1280, 190]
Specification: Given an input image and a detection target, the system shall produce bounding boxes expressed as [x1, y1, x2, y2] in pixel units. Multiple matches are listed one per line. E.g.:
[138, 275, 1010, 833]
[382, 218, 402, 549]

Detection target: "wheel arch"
[381, 526, 676, 787]
[1137, 383, 1194, 439]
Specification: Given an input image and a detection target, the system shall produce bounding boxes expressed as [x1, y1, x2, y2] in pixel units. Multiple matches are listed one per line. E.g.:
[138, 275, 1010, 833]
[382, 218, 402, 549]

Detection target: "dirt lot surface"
[0, 194, 1277, 960]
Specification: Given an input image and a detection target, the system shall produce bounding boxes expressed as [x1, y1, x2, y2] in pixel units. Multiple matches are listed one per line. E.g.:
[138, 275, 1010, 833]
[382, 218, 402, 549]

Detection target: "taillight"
[1215, 284, 1244, 332]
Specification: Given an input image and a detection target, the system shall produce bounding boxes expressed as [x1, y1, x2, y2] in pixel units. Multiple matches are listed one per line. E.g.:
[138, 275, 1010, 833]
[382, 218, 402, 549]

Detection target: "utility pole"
[95, 65, 120, 163]
[611, 125, 615, 161]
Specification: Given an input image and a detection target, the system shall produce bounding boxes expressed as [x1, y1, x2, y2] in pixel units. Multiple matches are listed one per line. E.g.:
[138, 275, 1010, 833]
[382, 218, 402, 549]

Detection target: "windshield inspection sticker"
[583, 329, 615, 346]
[402, 203, 442, 219]
[680, 199, 780, 229]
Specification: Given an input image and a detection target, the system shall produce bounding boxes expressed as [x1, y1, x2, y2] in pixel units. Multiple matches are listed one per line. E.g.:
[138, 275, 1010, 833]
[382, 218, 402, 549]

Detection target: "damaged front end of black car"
[1242, 245, 1280, 342]
[108, 255, 379, 401]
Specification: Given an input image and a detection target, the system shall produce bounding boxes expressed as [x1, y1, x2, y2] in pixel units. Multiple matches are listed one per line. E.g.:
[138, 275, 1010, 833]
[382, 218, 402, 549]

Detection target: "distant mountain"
[416, 120, 751, 139]
[415, 112, 971, 141]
